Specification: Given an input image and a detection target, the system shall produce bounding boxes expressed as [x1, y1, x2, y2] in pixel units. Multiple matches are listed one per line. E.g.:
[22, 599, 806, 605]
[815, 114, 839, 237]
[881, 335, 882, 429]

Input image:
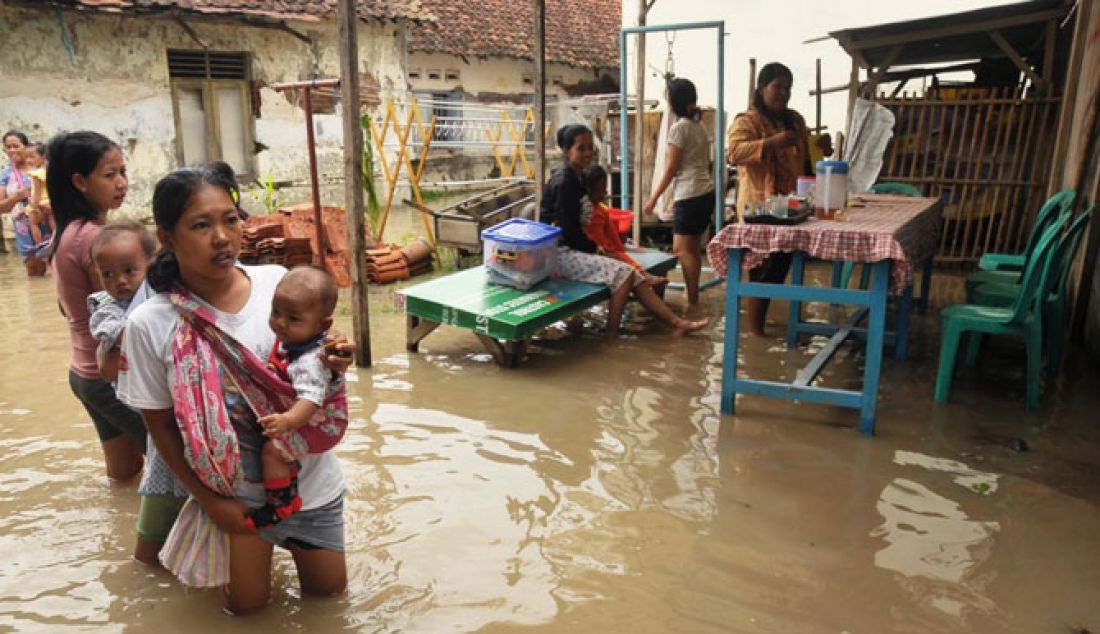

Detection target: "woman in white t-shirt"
[117, 163, 355, 613]
[644, 78, 715, 306]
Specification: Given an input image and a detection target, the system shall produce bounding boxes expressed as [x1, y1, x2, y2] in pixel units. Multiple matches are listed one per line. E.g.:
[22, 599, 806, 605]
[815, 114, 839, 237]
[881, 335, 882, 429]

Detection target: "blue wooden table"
[707, 196, 941, 435]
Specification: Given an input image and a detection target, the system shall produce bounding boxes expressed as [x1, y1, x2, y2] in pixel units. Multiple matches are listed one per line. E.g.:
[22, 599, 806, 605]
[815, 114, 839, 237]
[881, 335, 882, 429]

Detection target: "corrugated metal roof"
[408, 0, 620, 70]
[828, 0, 1069, 68]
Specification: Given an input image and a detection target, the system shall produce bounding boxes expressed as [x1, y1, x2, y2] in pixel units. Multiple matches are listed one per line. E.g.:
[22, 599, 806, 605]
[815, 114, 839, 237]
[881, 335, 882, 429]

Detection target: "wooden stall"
[826, 0, 1074, 265]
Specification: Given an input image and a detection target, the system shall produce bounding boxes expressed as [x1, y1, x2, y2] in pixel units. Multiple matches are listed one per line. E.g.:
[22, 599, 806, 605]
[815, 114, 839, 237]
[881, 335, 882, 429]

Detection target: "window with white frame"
[167, 49, 254, 177]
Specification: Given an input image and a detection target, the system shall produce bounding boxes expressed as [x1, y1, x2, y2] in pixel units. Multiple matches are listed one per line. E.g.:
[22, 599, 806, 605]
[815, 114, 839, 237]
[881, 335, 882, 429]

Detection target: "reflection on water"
[1, 241, 1099, 632]
[872, 452, 1002, 622]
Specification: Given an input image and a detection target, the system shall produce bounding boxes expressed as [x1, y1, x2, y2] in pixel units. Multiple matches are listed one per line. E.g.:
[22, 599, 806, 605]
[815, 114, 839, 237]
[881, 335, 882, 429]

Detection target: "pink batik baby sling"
[158, 288, 348, 588]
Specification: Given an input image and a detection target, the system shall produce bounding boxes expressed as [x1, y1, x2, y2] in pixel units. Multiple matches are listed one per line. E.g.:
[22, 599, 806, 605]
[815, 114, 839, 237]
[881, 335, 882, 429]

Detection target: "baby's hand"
[258, 413, 294, 437]
[321, 333, 356, 373]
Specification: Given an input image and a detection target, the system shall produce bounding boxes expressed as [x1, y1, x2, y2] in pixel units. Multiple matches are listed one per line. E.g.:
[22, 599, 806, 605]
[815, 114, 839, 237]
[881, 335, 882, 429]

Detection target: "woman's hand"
[765, 130, 799, 149]
[200, 494, 257, 535]
[643, 197, 658, 217]
[321, 332, 356, 373]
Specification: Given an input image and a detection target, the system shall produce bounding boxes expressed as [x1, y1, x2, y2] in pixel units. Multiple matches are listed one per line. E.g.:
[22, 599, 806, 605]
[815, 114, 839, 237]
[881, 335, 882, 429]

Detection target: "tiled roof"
[45, 0, 434, 23]
[408, 0, 620, 70]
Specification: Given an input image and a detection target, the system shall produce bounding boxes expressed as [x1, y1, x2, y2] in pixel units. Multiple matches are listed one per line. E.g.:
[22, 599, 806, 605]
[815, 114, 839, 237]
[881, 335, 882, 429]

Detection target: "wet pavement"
[0, 208, 1098, 633]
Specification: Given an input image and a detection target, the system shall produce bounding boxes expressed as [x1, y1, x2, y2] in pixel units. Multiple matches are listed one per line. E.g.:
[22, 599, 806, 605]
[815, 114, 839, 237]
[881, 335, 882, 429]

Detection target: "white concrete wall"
[407, 53, 610, 100]
[0, 7, 407, 216]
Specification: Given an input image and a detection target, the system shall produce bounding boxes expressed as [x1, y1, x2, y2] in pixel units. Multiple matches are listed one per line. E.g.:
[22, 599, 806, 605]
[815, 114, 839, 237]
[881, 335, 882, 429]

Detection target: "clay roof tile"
[408, 0, 619, 69]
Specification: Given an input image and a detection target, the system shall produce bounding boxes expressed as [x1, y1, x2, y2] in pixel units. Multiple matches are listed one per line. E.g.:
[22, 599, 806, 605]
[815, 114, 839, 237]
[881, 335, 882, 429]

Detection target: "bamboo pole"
[990, 85, 1029, 256]
[948, 92, 979, 260]
[977, 88, 1013, 258]
[533, 0, 546, 209]
[909, 94, 930, 186]
[1008, 91, 1045, 253]
[632, 0, 647, 247]
[336, 0, 370, 366]
[935, 89, 966, 259]
[956, 87, 996, 260]
[815, 58, 822, 132]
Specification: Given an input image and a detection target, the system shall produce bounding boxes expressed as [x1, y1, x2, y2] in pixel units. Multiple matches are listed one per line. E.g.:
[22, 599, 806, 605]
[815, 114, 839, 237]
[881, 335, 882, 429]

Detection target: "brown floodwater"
[0, 207, 1098, 633]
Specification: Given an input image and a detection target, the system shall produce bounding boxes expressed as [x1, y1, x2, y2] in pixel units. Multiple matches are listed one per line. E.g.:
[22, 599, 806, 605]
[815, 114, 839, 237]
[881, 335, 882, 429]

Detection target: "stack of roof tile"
[240, 203, 353, 287]
[240, 221, 285, 262]
[255, 237, 314, 268]
[365, 238, 434, 284]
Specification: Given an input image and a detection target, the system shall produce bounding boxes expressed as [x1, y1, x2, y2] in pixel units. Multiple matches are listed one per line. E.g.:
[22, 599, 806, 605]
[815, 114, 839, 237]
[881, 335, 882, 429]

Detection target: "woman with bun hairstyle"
[540, 123, 708, 338]
[727, 62, 830, 336]
[117, 162, 356, 612]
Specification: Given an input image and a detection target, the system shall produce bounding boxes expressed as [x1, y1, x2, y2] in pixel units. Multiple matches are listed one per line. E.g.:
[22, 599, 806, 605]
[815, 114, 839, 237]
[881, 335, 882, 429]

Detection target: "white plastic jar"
[815, 160, 849, 215]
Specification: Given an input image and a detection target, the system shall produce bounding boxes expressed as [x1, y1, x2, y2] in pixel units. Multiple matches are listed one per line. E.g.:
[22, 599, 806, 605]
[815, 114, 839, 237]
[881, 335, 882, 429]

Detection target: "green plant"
[418, 187, 447, 205]
[250, 172, 281, 215]
[360, 114, 382, 241]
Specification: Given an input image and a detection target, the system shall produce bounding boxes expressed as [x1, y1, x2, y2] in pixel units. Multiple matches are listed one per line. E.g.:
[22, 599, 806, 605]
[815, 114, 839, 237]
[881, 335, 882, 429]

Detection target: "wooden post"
[302, 88, 325, 265]
[815, 58, 822, 132]
[843, 56, 860, 159]
[632, 0, 647, 247]
[748, 57, 757, 108]
[534, 0, 546, 210]
[337, 0, 371, 366]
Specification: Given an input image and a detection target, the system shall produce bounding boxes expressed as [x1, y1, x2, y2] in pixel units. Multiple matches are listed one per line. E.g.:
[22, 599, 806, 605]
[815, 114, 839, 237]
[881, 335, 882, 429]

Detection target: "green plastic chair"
[969, 206, 1094, 379]
[934, 211, 1069, 408]
[837, 182, 924, 292]
[966, 189, 1075, 297]
[869, 181, 922, 197]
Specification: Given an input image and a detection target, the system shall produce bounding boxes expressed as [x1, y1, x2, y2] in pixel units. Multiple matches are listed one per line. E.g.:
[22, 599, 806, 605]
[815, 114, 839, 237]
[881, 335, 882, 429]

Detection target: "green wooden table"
[398, 249, 678, 366]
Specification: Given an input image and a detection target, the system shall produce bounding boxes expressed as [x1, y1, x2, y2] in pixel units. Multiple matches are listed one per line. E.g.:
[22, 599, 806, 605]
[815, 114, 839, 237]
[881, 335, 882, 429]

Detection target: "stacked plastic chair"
[967, 206, 1094, 381]
[964, 189, 1075, 297]
[934, 211, 1071, 408]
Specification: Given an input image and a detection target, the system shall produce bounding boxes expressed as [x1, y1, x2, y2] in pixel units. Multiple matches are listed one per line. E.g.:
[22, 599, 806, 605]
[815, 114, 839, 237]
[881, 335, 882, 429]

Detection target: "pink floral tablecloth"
[706, 195, 941, 293]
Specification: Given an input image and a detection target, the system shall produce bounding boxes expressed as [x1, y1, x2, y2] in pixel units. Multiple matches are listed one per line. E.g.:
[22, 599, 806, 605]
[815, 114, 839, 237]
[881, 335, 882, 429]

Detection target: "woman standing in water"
[2, 130, 52, 274]
[644, 78, 714, 306]
[540, 124, 708, 338]
[727, 62, 829, 336]
[47, 131, 147, 480]
[118, 163, 354, 613]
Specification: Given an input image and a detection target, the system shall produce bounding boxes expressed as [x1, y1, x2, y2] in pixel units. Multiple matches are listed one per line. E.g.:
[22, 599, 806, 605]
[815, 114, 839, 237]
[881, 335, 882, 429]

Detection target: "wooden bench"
[397, 249, 678, 367]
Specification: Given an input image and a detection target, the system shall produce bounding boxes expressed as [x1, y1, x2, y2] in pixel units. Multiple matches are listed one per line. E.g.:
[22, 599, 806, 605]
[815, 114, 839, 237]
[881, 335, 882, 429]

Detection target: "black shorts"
[68, 370, 148, 449]
[748, 252, 793, 283]
[672, 190, 716, 235]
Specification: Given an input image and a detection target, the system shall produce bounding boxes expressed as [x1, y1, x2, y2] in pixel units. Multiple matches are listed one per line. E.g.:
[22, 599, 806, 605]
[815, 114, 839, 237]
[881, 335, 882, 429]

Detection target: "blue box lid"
[481, 218, 562, 245]
[815, 160, 849, 174]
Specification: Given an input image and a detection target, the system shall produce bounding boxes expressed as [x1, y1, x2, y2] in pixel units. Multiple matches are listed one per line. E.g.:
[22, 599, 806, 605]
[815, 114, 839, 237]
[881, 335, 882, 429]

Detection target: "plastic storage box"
[481, 218, 562, 290]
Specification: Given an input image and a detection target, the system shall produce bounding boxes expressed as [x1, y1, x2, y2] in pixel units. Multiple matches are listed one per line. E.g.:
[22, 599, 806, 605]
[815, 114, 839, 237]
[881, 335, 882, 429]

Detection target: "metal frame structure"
[618, 21, 725, 231]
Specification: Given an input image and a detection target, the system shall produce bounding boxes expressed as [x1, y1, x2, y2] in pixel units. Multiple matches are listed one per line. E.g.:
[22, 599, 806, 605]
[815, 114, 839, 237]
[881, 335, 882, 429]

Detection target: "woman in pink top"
[47, 131, 146, 480]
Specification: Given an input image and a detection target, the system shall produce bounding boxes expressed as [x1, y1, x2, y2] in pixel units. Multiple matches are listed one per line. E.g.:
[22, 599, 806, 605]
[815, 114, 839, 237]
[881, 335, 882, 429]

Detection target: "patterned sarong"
[158, 287, 348, 587]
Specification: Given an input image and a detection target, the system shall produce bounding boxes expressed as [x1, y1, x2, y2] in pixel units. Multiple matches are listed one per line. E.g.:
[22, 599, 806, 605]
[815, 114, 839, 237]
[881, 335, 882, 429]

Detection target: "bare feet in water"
[672, 317, 710, 337]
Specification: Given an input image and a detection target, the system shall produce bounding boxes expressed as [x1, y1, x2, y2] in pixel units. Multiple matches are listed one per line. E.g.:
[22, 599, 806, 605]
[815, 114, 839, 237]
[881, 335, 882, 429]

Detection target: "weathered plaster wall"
[0, 7, 407, 216]
[407, 53, 611, 101]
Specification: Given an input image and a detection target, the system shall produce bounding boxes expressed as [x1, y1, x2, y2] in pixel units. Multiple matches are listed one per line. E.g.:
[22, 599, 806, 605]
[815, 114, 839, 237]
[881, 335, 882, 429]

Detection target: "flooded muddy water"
[0, 208, 1098, 632]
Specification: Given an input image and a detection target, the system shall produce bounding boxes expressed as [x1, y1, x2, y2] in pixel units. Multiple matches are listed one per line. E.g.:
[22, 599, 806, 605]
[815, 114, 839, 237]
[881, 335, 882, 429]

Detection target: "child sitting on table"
[583, 165, 667, 288]
[249, 265, 349, 529]
[583, 165, 642, 270]
[87, 221, 157, 358]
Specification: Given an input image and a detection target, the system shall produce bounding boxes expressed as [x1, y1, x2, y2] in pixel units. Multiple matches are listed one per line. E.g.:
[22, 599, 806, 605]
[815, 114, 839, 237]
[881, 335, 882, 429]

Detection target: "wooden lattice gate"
[875, 87, 1061, 265]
